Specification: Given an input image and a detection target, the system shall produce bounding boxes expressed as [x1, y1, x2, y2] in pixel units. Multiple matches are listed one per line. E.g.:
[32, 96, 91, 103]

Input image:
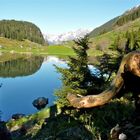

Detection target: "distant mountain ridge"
[44, 29, 91, 44]
[89, 4, 140, 38]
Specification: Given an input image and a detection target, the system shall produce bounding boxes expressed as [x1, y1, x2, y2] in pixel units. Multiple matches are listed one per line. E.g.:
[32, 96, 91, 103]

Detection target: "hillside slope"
[89, 17, 119, 38]
[89, 17, 140, 51]
[0, 20, 45, 44]
[89, 5, 140, 38]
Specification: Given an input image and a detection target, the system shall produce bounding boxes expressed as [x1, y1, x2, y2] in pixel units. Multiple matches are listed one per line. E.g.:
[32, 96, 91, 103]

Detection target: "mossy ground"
[6, 97, 134, 140]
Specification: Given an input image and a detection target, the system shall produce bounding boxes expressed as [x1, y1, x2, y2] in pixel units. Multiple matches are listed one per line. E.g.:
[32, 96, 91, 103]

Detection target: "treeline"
[115, 6, 140, 26]
[0, 20, 45, 44]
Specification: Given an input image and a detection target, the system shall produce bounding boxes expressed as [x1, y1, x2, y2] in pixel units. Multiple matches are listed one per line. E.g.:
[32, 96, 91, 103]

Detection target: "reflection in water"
[0, 56, 43, 77]
[0, 55, 67, 121]
[45, 56, 66, 64]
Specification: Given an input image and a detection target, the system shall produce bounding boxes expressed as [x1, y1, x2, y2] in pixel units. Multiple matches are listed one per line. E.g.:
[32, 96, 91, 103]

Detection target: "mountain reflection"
[0, 55, 43, 77]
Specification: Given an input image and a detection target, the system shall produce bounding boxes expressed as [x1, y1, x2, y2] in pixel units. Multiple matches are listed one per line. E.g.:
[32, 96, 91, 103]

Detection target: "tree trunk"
[67, 51, 140, 108]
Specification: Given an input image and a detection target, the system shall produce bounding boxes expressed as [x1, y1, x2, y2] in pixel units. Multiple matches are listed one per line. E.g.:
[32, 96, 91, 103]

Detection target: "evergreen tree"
[125, 30, 140, 53]
[0, 20, 45, 44]
[115, 6, 140, 26]
[55, 36, 101, 107]
[98, 30, 140, 84]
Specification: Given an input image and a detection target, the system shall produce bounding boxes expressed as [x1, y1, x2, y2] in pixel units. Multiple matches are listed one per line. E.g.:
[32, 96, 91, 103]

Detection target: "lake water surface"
[0, 54, 66, 121]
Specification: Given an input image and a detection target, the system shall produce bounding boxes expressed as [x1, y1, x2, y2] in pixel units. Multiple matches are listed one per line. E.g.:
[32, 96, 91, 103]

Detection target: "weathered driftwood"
[67, 51, 140, 108]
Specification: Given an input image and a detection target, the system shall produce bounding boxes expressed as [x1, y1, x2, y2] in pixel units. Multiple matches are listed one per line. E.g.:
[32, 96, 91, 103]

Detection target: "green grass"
[6, 108, 51, 139]
[0, 37, 44, 49]
[47, 45, 75, 55]
[6, 108, 50, 128]
[89, 17, 140, 51]
[0, 37, 76, 57]
[1, 18, 140, 57]
[6, 97, 134, 140]
[0, 37, 46, 54]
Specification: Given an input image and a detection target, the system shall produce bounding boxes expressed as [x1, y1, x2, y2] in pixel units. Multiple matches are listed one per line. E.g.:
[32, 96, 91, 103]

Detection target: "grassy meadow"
[0, 37, 75, 56]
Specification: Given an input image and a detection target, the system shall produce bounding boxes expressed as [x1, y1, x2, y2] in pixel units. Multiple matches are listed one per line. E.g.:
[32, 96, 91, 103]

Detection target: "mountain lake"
[0, 53, 97, 121]
[0, 53, 68, 121]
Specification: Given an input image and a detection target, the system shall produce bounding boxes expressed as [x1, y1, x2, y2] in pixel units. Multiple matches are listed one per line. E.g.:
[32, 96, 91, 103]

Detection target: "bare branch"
[67, 51, 140, 108]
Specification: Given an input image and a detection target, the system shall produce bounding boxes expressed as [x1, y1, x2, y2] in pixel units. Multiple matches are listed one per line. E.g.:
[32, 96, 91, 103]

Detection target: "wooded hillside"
[0, 20, 45, 44]
[89, 5, 140, 38]
[115, 5, 140, 26]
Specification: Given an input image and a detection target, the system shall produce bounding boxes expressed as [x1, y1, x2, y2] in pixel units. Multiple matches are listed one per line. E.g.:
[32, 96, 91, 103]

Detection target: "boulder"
[12, 114, 25, 120]
[110, 117, 140, 140]
[32, 97, 48, 110]
[119, 133, 127, 140]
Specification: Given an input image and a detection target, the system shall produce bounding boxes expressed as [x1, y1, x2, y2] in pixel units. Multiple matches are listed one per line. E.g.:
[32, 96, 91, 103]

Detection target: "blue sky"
[0, 0, 140, 34]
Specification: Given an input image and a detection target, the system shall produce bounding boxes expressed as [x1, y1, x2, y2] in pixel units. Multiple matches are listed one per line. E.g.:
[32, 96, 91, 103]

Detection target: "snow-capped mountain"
[44, 28, 92, 44]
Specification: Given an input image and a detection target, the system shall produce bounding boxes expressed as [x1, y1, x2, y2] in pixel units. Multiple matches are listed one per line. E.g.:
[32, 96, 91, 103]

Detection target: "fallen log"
[67, 51, 140, 108]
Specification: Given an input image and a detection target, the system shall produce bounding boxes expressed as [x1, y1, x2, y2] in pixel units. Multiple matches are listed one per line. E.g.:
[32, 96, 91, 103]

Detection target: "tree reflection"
[0, 55, 43, 77]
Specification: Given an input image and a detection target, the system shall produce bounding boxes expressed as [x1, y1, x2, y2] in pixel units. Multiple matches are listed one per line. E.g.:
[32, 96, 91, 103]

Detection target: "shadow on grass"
[9, 105, 93, 140]
[32, 105, 94, 140]
[8, 97, 134, 140]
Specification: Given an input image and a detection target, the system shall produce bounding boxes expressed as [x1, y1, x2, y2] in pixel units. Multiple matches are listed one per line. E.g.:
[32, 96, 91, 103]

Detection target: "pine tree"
[0, 20, 45, 44]
[125, 30, 140, 53]
[99, 31, 140, 84]
[55, 36, 100, 107]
